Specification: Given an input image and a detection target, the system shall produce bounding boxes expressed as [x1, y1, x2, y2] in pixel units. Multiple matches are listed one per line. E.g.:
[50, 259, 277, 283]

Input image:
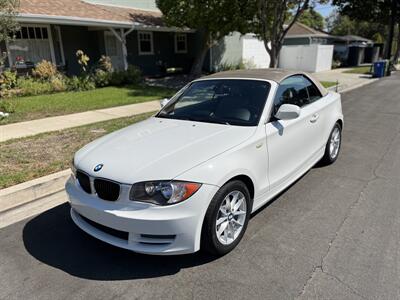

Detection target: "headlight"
[71, 157, 77, 177]
[130, 181, 201, 206]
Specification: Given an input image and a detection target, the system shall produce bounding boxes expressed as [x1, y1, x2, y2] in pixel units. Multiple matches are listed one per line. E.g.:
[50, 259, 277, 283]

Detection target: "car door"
[302, 75, 331, 152]
[265, 75, 322, 191]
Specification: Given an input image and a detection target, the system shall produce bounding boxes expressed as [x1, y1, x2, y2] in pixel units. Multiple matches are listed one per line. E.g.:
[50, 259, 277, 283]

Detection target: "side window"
[303, 76, 322, 103]
[273, 75, 309, 113]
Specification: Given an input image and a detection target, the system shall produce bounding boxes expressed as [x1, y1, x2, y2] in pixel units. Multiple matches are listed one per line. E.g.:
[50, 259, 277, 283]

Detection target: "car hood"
[75, 117, 256, 183]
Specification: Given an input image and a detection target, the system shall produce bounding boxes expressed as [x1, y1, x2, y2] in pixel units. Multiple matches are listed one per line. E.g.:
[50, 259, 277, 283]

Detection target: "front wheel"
[201, 180, 252, 256]
[321, 123, 342, 165]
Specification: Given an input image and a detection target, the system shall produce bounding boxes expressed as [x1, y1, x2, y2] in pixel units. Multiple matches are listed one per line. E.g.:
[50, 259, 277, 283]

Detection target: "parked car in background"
[66, 69, 343, 256]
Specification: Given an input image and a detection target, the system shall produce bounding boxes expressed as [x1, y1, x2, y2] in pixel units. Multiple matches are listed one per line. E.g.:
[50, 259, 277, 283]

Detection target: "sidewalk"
[313, 68, 377, 92]
[0, 100, 160, 142]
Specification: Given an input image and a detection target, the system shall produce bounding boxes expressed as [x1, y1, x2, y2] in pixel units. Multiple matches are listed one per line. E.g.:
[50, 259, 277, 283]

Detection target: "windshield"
[156, 79, 271, 126]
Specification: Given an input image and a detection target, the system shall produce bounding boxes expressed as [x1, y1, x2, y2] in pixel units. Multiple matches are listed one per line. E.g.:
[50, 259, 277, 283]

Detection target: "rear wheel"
[201, 180, 251, 256]
[321, 123, 342, 165]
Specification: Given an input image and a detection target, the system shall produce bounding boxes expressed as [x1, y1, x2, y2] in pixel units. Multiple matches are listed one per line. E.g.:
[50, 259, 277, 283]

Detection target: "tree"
[156, 0, 253, 77]
[327, 12, 386, 41]
[298, 8, 325, 30]
[0, 0, 20, 66]
[333, 0, 400, 62]
[251, 0, 328, 68]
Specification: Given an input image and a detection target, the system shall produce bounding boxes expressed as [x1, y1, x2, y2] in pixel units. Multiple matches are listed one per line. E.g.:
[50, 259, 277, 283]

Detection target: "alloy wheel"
[329, 127, 341, 159]
[215, 190, 247, 245]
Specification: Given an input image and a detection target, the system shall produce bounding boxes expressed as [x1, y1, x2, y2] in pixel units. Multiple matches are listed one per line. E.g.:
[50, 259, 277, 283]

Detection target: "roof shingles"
[19, 0, 163, 26]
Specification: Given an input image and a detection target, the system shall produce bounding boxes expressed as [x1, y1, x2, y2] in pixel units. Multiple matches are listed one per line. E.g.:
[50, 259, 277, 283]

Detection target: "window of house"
[8, 25, 54, 66]
[105, 34, 118, 56]
[175, 33, 187, 53]
[138, 31, 154, 55]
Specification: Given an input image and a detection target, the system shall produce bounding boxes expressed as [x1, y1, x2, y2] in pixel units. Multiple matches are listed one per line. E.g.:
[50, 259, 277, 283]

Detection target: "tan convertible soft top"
[201, 69, 328, 97]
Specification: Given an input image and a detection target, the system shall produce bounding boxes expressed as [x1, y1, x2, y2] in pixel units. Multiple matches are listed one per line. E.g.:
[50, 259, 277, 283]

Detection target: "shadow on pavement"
[22, 203, 217, 281]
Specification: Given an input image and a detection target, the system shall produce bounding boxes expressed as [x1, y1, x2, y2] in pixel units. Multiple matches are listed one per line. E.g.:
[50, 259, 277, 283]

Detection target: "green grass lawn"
[343, 65, 372, 74]
[0, 85, 175, 125]
[0, 112, 154, 189]
[320, 81, 338, 88]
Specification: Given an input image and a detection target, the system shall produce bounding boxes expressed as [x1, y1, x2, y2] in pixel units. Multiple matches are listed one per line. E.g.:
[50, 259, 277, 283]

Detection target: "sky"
[314, 2, 335, 18]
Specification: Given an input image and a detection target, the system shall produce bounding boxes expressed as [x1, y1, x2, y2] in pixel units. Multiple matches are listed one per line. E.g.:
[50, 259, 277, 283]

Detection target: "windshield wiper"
[156, 114, 230, 125]
[203, 119, 230, 125]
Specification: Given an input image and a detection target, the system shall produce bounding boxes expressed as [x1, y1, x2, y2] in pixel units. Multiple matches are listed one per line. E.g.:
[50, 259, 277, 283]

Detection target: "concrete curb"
[326, 78, 379, 94]
[340, 78, 379, 93]
[0, 169, 70, 228]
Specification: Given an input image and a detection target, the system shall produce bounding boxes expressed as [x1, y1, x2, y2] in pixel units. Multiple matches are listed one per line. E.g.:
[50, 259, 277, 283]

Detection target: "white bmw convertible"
[66, 69, 343, 256]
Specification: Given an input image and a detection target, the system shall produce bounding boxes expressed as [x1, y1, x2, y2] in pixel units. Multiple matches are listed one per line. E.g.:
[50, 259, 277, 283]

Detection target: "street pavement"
[1, 73, 399, 300]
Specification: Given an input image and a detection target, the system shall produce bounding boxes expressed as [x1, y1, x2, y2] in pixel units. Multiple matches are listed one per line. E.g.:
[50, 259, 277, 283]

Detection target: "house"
[283, 22, 336, 46]
[1, 0, 202, 76]
[333, 35, 380, 66]
[209, 23, 336, 73]
[279, 23, 335, 72]
[283, 24, 380, 66]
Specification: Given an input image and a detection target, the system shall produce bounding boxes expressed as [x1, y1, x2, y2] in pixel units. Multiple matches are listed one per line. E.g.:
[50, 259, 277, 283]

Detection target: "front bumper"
[65, 177, 218, 255]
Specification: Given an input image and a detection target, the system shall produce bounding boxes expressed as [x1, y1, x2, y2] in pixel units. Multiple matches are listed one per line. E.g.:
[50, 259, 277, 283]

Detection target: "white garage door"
[242, 36, 270, 68]
[279, 44, 334, 73]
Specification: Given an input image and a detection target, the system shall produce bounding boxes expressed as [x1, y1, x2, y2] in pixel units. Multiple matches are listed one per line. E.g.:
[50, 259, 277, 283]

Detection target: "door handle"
[310, 113, 319, 123]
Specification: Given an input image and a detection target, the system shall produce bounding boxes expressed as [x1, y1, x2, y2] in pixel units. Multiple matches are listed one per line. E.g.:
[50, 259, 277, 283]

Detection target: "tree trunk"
[265, 40, 280, 68]
[268, 48, 279, 68]
[190, 34, 210, 78]
[385, 0, 397, 75]
[393, 24, 400, 65]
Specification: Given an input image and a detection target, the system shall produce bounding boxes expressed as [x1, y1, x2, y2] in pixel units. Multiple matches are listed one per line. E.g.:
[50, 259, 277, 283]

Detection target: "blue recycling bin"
[373, 61, 385, 78]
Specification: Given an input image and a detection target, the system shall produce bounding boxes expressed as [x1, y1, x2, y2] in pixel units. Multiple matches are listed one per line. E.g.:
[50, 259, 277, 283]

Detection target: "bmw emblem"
[94, 164, 104, 172]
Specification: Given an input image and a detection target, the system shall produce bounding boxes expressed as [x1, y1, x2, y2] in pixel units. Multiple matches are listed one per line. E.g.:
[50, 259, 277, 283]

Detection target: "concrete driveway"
[1, 73, 399, 299]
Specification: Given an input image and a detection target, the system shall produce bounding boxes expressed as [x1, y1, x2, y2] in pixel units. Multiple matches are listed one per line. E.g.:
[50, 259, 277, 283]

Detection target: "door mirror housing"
[275, 104, 301, 120]
[160, 98, 170, 108]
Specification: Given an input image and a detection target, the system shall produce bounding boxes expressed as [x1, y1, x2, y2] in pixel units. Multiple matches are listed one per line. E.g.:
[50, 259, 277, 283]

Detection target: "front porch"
[4, 23, 199, 77]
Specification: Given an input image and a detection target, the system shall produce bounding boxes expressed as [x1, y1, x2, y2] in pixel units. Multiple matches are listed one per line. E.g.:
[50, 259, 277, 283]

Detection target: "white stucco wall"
[242, 34, 270, 68]
[211, 32, 243, 71]
[279, 44, 334, 73]
[211, 33, 271, 71]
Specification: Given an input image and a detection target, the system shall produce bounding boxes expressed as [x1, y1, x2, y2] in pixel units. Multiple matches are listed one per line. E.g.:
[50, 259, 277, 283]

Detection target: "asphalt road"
[1, 73, 400, 300]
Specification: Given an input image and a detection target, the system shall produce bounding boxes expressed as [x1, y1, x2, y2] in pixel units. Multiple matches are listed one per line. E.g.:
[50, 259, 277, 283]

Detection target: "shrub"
[109, 71, 125, 86]
[0, 70, 17, 90]
[98, 55, 113, 72]
[66, 76, 95, 92]
[0, 88, 20, 99]
[125, 65, 142, 84]
[50, 75, 68, 92]
[110, 65, 142, 86]
[217, 61, 245, 72]
[92, 69, 111, 87]
[32, 60, 58, 80]
[92, 56, 113, 87]
[0, 99, 16, 113]
[16, 77, 53, 96]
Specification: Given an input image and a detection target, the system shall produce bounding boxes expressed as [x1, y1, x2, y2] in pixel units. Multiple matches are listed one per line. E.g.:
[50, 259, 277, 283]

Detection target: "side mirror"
[275, 104, 301, 120]
[160, 98, 170, 108]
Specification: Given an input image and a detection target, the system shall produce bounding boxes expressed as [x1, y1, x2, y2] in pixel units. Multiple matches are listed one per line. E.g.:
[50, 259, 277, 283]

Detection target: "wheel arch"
[223, 174, 255, 202]
[336, 118, 343, 129]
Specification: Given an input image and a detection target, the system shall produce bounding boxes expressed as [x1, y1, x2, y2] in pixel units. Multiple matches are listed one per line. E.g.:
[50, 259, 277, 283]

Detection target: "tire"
[201, 180, 252, 256]
[321, 122, 342, 165]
